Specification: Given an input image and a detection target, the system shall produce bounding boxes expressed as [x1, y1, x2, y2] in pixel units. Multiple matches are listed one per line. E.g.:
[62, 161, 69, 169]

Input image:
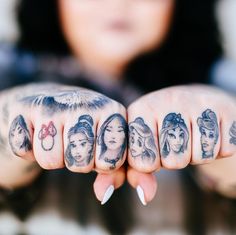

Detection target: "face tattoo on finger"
[129, 117, 157, 163]
[197, 109, 219, 158]
[97, 114, 127, 170]
[9, 115, 32, 155]
[161, 113, 189, 158]
[65, 115, 94, 167]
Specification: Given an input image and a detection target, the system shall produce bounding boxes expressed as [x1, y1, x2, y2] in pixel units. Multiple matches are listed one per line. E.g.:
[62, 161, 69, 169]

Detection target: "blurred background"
[0, 0, 236, 235]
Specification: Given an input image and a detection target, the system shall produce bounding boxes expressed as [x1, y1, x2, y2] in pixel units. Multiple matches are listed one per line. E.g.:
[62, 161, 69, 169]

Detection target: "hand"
[6, 83, 127, 204]
[127, 85, 236, 205]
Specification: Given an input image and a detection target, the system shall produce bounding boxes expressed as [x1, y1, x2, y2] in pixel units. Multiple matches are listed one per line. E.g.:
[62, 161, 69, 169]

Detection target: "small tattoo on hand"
[229, 121, 236, 145]
[97, 114, 127, 170]
[65, 115, 94, 167]
[129, 117, 157, 162]
[9, 115, 32, 156]
[197, 109, 219, 158]
[38, 121, 57, 151]
[160, 113, 189, 158]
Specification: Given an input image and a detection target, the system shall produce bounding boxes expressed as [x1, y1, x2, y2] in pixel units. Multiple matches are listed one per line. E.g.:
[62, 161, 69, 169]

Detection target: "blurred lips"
[106, 19, 132, 32]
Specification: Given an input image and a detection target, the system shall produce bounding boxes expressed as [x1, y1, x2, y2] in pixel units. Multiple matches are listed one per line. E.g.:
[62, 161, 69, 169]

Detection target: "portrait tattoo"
[97, 114, 127, 170]
[9, 115, 32, 156]
[129, 117, 157, 162]
[197, 109, 219, 159]
[38, 121, 57, 151]
[65, 115, 94, 167]
[229, 121, 236, 145]
[160, 113, 189, 158]
[21, 89, 111, 116]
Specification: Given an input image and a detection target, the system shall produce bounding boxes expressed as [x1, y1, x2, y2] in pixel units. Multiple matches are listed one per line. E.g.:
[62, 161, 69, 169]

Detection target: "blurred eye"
[81, 141, 87, 147]
[70, 143, 76, 148]
[18, 129, 23, 134]
[209, 133, 215, 139]
[130, 136, 134, 144]
[168, 133, 175, 139]
[179, 132, 184, 139]
[138, 140, 142, 147]
[201, 130, 206, 136]
[105, 128, 111, 132]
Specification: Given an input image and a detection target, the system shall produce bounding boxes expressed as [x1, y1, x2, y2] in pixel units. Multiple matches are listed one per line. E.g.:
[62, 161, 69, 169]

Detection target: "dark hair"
[16, 0, 222, 91]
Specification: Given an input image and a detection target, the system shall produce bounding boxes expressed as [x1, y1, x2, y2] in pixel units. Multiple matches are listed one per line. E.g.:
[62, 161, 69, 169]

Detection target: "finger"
[33, 117, 64, 169]
[93, 167, 125, 204]
[8, 114, 34, 161]
[64, 113, 97, 173]
[191, 108, 220, 164]
[95, 103, 127, 172]
[127, 167, 157, 205]
[127, 102, 160, 173]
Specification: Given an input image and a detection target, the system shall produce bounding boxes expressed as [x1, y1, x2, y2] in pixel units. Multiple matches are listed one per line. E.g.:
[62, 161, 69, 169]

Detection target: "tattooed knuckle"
[9, 115, 32, 158]
[65, 115, 95, 168]
[97, 113, 127, 170]
[129, 117, 158, 165]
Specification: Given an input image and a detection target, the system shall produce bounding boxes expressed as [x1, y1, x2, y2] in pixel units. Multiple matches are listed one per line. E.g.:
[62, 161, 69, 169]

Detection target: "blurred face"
[167, 127, 184, 153]
[58, 0, 175, 74]
[104, 118, 125, 151]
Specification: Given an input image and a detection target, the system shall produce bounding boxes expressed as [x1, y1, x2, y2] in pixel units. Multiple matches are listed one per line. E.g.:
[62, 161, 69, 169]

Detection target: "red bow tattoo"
[39, 121, 57, 140]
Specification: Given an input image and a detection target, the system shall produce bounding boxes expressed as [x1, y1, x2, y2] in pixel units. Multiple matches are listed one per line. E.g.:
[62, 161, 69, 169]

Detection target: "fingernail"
[136, 185, 147, 206]
[101, 185, 115, 205]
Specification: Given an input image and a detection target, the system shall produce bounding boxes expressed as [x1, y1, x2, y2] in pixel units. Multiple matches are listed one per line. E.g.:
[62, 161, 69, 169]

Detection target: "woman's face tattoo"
[69, 132, 93, 164]
[104, 118, 125, 151]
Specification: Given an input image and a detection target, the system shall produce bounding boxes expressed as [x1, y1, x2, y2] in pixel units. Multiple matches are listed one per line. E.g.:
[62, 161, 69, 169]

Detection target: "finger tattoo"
[160, 113, 189, 158]
[97, 114, 127, 170]
[9, 115, 32, 155]
[129, 117, 157, 162]
[65, 115, 95, 167]
[197, 109, 219, 158]
[38, 121, 57, 151]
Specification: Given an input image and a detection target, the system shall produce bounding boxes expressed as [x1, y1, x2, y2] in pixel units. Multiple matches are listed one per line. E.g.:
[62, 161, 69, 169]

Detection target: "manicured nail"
[101, 185, 115, 205]
[136, 185, 147, 206]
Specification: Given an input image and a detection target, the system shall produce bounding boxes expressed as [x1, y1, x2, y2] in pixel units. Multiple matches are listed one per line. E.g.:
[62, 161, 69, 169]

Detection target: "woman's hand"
[127, 85, 236, 205]
[0, 83, 127, 204]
